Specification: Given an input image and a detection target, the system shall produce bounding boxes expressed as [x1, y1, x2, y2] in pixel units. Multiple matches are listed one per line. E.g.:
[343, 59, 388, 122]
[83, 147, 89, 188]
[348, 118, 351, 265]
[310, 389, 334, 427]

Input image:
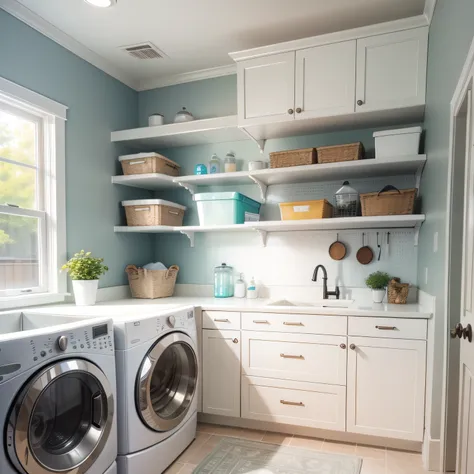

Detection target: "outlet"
[425, 267, 429, 285]
[433, 232, 439, 253]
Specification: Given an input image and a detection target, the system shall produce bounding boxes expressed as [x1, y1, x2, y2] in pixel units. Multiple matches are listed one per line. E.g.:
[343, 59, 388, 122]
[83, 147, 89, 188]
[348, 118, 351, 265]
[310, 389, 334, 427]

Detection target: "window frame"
[0, 76, 67, 309]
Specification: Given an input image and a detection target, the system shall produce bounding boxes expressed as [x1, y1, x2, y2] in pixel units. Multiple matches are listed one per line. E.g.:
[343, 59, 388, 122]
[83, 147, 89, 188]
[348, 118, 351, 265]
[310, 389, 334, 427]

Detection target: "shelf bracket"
[177, 181, 197, 195]
[413, 221, 423, 247]
[249, 176, 268, 202]
[180, 230, 195, 248]
[415, 161, 426, 196]
[239, 127, 266, 154]
[256, 229, 268, 247]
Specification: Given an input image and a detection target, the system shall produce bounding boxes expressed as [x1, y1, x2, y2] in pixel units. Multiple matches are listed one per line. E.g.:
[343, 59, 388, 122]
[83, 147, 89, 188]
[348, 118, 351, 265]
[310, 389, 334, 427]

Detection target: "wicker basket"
[122, 199, 185, 226]
[317, 142, 364, 164]
[269, 148, 317, 169]
[125, 265, 179, 299]
[119, 152, 180, 176]
[360, 186, 416, 216]
[387, 278, 409, 304]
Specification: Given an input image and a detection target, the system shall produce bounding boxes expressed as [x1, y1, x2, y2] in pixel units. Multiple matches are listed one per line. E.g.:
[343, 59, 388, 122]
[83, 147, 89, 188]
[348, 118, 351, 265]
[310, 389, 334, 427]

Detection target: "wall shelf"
[114, 215, 425, 248]
[111, 173, 178, 190]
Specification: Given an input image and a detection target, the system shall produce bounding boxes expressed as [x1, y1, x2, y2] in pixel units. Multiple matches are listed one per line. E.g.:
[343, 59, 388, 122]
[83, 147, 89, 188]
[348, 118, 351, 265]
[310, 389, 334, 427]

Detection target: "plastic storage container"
[214, 263, 234, 298]
[119, 152, 180, 176]
[194, 192, 261, 226]
[279, 199, 333, 220]
[122, 199, 186, 226]
[373, 126, 422, 158]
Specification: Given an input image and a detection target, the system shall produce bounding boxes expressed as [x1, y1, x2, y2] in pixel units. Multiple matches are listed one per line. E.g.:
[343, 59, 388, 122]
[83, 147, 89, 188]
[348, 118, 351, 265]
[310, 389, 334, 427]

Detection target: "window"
[0, 77, 67, 308]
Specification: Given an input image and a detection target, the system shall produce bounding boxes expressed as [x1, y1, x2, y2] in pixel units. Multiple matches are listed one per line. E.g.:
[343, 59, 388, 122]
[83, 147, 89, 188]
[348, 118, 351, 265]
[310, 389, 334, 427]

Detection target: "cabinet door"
[347, 336, 426, 441]
[237, 52, 295, 125]
[295, 41, 356, 119]
[202, 329, 241, 417]
[355, 27, 428, 112]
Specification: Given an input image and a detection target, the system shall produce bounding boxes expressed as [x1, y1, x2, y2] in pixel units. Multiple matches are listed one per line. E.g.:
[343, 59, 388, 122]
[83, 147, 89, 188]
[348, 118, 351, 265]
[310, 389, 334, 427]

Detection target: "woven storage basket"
[119, 152, 181, 176]
[387, 278, 409, 304]
[269, 148, 317, 169]
[122, 199, 185, 226]
[317, 142, 364, 164]
[125, 265, 179, 299]
[360, 185, 416, 216]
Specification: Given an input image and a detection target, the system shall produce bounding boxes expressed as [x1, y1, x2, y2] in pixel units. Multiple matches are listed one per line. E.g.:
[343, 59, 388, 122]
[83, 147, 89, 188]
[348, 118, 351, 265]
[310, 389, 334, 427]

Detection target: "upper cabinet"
[295, 40, 356, 120]
[355, 28, 428, 113]
[237, 52, 295, 125]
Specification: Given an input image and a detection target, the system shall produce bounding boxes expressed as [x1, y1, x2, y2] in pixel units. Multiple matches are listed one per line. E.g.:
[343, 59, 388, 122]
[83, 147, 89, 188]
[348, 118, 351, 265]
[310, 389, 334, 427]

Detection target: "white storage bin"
[373, 126, 422, 158]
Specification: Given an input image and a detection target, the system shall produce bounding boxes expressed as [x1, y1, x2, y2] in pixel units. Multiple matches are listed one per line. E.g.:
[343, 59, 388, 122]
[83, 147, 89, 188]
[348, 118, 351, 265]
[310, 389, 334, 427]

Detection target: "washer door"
[136, 332, 198, 432]
[8, 359, 114, 474]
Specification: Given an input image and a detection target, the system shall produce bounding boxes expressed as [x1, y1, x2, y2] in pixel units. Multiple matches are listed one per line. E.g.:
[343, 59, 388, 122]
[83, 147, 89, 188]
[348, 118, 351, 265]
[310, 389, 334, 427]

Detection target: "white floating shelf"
[111, 115, 248, 149]
[112, 155, 426, 197]
[114, 215, 425, 247]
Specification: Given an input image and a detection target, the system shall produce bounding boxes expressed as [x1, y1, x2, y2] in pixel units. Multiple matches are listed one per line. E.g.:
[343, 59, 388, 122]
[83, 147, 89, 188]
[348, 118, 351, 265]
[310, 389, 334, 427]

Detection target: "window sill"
[0, 293, 69, 311]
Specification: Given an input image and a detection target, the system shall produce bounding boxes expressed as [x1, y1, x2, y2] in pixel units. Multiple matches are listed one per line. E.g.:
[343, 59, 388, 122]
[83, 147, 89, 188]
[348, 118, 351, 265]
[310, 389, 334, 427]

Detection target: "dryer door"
[137, 332, 198, 432]
[7, 359, 114, 474]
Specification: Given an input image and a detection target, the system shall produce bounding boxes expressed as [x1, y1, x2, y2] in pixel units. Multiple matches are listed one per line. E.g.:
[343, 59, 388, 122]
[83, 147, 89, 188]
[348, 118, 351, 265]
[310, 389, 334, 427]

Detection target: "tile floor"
[164, 423, 430, 474]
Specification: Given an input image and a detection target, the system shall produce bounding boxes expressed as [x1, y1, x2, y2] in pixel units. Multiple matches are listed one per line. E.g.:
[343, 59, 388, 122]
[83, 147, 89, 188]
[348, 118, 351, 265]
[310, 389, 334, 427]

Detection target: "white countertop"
[25, 296, 432, 319]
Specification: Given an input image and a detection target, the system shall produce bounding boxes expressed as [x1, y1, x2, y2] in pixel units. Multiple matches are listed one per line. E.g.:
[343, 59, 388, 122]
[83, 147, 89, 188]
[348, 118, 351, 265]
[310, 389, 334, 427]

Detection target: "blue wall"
[0, 9, 153, 288]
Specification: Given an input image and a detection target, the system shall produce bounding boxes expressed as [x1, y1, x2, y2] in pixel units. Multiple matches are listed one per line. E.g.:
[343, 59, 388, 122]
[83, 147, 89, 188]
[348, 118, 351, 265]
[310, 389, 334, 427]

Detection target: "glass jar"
[209, 153, 221, 174]
[334, 181, 360, 217]
[214, 263, 234, 298]
[224, 151, 237, 173]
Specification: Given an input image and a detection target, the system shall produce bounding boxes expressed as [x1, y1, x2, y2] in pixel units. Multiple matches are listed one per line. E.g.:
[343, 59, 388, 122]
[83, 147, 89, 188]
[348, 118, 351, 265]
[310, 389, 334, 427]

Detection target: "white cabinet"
[202, 329, 241, 417]
[295, 41, 356, 119]
[346, 336, 426, 441]
[237, 52, 295, 125]
[355, 27, 428, 112]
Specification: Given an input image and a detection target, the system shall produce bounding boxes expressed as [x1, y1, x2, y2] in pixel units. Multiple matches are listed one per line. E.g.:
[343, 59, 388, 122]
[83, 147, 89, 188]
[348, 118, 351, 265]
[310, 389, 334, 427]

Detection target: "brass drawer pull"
[280, 353, 304, 359]
[375, 325, 397, 331]
[283, 322, 304, 326]
[214, 318, 230, 323]
[253, 320, 269, 324]
[280, 400, 304, 407]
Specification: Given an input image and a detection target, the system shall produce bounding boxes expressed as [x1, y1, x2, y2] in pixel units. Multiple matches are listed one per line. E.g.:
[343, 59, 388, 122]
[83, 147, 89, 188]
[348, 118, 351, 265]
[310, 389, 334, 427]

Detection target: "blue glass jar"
[214, 263, 234, 298]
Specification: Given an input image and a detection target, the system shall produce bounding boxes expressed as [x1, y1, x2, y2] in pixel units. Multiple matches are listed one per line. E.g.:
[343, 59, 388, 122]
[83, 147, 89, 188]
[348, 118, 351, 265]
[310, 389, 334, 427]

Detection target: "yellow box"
[279, 199, 333, 220]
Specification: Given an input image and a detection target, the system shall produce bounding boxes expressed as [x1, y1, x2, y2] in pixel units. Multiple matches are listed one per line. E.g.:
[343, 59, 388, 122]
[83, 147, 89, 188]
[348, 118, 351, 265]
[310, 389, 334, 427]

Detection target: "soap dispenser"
[246, 277, 258, 299]
[234, 273, 246, 298]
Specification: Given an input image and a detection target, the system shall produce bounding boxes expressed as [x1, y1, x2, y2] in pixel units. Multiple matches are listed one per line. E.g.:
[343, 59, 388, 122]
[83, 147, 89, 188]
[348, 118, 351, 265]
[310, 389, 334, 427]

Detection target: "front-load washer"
[113, 306, 199, 474]
[0, 312, 117, 474]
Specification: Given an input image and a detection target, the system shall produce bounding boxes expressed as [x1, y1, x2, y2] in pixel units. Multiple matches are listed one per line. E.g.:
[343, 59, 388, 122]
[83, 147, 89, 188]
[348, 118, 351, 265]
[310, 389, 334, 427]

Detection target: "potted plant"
[365, 271, 391, 303]
[61, 250, 108, 306]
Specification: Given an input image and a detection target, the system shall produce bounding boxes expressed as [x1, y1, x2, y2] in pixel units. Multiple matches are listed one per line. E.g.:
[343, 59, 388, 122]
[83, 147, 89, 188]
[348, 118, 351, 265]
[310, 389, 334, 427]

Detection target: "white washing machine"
[0, 312, 118, 474]
[113, 306, 199, 474]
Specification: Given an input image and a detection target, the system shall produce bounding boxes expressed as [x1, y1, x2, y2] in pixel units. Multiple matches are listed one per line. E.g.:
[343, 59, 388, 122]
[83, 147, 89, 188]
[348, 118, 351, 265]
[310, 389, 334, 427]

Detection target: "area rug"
[194, 438, 363, 473]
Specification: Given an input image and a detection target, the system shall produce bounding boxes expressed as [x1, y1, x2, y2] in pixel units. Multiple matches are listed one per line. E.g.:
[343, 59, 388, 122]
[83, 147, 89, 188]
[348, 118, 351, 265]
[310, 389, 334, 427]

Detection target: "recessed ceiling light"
[84, 0, 116, 7]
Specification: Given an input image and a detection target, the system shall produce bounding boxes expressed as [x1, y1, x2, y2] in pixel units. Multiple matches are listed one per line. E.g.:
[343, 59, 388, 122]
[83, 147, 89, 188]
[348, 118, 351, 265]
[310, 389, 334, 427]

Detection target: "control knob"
[57, 335, 68, 351]
[167, 315, 176, 328]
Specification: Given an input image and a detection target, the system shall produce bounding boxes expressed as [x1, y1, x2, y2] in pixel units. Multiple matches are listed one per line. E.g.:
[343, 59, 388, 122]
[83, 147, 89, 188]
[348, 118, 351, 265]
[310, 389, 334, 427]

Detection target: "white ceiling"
[6, 0, 427, 90]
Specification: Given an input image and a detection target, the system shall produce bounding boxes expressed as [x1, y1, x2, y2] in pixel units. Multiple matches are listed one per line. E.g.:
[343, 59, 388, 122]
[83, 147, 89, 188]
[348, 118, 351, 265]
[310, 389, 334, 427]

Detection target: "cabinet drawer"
[242, 312, 347, 335]
[203, 311, 241, 330]
[242, 376, 346, 431]
[348, 317, 427, 340]
[242, 332, 347, 385]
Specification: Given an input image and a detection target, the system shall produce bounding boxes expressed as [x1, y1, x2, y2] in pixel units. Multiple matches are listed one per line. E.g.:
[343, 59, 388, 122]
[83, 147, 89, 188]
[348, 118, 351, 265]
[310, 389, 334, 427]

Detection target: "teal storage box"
[193, 192, 261, 225]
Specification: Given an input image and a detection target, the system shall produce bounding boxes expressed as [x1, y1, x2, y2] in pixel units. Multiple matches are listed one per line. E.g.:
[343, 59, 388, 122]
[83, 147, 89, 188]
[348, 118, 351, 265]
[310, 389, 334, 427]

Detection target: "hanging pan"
[329, 233, 347, 261]
[356, 232, 374, 265]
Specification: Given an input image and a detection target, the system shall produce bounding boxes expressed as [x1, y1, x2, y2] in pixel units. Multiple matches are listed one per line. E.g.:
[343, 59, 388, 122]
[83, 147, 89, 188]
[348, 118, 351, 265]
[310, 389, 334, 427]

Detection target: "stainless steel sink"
[266, 299, 353, 308]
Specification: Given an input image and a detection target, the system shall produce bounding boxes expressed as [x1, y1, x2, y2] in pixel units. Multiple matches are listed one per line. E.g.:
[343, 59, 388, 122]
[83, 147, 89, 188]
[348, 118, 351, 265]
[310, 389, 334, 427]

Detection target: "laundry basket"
[125, 265, 179, 299]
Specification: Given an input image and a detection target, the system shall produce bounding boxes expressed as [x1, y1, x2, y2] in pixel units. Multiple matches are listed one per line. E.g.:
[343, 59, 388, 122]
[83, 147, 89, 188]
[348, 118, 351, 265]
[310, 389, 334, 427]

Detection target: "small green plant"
[61, 250, 109, 280]
[365, 271, 391, 290]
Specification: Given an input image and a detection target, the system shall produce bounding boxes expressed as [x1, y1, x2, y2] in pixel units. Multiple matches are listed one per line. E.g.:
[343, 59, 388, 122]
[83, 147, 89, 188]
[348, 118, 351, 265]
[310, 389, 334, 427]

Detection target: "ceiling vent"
[121, 43, 167, 60]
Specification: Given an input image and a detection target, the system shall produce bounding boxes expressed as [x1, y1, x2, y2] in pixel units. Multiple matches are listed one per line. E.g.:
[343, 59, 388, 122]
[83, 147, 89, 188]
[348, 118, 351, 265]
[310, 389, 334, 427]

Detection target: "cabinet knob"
[357, 100, 364, 106]
[349, 344, 356, 350]
[340, 343, 347, 349]
[232, 338, 239, 344]
[296, 107, 302, 113]
[451, 323, 464, 339]
[463, 324, 473, 343]
[288, 108, 294, 115]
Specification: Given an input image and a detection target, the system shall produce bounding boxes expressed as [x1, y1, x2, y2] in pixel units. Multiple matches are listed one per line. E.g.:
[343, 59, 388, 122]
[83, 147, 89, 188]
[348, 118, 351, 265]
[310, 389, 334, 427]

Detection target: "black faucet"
[312, 265, 340, 300]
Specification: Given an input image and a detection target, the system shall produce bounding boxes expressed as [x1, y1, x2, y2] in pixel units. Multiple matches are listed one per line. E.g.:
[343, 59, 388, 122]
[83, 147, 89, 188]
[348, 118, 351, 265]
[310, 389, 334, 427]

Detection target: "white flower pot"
[73, 280, 99, 306]
[372, 289, 386, 304]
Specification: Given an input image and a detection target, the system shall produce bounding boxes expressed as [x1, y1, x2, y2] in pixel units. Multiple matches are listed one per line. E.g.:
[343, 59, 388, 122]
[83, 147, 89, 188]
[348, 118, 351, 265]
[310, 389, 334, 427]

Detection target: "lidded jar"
[214, 263, 234, 298]
[334, 181, 360, 217]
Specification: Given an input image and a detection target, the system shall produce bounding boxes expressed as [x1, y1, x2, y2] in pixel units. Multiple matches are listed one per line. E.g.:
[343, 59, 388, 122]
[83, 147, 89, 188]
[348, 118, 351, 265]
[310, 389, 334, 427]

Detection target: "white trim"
[422, 434, 441, 472]
[423, 0, 437, 25]
[0, 0, 139, 90]
[0, 292, 67, 310]
[137, 64, 237, 91]
[0, 75, 67, 119]
[229, 15, 429, 62]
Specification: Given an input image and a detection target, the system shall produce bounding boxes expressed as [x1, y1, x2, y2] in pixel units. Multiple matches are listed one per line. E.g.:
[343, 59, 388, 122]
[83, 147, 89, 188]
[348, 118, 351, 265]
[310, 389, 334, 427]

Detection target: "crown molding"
[0, 0, 140, 90]
[137, 64, 237, 91]
[423, 0, 437, 24]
